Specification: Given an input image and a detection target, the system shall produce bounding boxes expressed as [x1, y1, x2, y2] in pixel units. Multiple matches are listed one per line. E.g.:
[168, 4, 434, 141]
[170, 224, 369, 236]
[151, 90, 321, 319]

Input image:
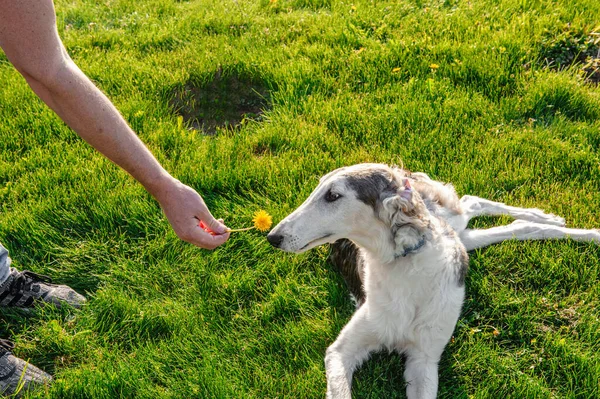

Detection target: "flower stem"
[227, 227, 255, 232]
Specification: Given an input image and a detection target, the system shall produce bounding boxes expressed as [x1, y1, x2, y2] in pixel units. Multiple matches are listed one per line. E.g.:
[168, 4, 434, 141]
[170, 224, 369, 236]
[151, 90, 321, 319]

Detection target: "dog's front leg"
[404, 347, 443, 399]
[325, 306, 379, 399]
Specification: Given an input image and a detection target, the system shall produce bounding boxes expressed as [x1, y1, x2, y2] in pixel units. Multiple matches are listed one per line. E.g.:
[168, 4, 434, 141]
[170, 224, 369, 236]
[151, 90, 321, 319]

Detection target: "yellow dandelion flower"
[429, 63, 439, 69]
[392, 67, 401, 73]
[227, 210, 273, 233]
[253, 210, 273, 232]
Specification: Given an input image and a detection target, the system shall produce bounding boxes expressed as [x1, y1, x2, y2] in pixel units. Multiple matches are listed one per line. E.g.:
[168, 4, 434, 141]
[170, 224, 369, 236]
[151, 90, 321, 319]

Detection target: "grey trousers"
[0, 243, 10, 287]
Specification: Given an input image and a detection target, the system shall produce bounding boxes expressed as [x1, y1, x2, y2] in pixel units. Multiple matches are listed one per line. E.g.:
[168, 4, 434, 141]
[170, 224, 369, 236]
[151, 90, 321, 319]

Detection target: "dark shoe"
[0, 339, 52, 398]
[0, 268, 85, 309]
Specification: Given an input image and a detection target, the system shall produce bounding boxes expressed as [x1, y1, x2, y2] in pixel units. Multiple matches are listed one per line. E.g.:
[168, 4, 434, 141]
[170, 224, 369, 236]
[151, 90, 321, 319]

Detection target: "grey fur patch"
[455, 246, 469, 286]
[440, 221, 469, 286]
[345, 169, 397, 210]
[441, 222, 457, 240]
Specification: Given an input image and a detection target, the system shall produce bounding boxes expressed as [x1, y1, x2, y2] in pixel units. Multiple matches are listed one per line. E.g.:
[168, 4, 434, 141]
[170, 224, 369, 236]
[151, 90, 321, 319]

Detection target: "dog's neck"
[388, 216, 433, 261]
[351, 222, 430, 265]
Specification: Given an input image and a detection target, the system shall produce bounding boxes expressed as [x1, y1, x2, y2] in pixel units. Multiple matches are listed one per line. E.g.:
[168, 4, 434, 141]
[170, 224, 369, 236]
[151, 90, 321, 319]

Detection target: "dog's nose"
[267, 233, 284, 248]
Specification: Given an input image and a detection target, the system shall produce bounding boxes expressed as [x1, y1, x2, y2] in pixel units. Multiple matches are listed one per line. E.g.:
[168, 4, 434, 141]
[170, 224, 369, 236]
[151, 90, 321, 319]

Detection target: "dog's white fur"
[267, 163, 600, 399]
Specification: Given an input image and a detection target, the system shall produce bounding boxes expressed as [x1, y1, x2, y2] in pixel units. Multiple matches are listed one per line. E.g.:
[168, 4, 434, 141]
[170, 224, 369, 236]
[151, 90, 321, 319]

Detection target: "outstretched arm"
[0, 0, 229, 249]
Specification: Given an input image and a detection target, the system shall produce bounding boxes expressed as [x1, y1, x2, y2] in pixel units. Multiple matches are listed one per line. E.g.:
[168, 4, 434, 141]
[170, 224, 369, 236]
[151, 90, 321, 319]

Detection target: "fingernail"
[217, 223, 229, 234]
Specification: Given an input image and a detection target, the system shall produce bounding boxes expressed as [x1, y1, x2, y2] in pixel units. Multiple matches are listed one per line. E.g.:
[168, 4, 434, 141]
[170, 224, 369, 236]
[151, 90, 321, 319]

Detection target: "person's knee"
[0, 245, 11, 285]
[0, 245, 9, 266]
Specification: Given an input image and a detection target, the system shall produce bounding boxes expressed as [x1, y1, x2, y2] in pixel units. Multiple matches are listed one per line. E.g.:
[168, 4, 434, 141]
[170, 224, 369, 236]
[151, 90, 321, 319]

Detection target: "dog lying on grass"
[266, 163, 600, 399]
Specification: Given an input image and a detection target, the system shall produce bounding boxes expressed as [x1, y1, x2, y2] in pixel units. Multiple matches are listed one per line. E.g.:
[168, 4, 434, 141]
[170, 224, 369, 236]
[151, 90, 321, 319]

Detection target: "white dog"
[267, 163, 600, 399]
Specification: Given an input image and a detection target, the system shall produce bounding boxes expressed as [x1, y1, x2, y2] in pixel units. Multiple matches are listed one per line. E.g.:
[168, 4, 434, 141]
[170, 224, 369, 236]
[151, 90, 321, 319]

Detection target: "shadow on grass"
[169, 66, 273, 135]
[538, 25, 600, 85]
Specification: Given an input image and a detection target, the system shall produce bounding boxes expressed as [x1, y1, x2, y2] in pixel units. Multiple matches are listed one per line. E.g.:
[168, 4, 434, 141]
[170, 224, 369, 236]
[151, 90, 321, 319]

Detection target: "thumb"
[201, 214, 228, 235]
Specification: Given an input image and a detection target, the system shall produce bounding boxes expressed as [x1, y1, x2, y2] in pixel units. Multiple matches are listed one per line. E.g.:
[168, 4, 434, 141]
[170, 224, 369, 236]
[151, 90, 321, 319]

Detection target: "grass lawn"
[1, 0, 600, 397]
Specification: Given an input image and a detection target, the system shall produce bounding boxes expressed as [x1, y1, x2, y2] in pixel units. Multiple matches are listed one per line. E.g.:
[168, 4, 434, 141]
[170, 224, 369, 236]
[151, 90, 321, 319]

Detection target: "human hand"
[152, 178, 230, 249]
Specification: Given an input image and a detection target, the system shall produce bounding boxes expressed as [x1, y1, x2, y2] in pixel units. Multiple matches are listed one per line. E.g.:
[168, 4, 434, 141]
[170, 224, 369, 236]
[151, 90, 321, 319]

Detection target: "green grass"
[1, 0, 600, 397]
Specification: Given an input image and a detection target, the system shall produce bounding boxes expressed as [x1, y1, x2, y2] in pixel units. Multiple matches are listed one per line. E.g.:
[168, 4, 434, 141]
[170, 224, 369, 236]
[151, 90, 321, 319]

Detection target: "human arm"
[0, 0, 229, 248]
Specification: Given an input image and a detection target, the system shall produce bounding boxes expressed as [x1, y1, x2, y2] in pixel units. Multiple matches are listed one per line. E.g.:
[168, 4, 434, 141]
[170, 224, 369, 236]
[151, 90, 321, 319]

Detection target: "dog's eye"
[325, 190, 342, 202]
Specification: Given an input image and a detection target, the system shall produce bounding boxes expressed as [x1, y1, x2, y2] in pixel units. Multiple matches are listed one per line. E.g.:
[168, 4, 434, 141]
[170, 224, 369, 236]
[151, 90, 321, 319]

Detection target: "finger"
[201, 213, 228, 235]
[192, 228, 230, 249]
[199, 220, 228, 236]
[200, 219, 225, 228]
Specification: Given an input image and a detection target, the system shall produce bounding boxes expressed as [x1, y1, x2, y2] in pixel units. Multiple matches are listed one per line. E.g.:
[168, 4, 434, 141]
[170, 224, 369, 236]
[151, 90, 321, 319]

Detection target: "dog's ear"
[381, 178, 416, 216]
[380, 178, 429, 256]
[399, 178, 413, 203]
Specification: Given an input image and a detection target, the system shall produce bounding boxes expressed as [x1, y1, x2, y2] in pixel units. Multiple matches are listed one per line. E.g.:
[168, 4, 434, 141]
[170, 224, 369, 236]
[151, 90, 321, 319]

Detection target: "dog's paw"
[521, 209, 566, 227]
[542, 213, 566, 227]
[510, 219, 530, 226]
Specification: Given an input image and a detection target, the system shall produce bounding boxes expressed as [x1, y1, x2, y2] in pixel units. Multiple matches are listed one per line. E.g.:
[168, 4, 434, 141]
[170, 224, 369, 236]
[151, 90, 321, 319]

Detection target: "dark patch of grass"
[538, 24, 600, 84]
[169, 65, 273, 135]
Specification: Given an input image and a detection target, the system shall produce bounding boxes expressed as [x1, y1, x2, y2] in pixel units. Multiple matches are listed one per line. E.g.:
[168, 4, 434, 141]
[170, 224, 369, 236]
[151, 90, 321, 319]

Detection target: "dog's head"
[267, 163, 431, 259]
